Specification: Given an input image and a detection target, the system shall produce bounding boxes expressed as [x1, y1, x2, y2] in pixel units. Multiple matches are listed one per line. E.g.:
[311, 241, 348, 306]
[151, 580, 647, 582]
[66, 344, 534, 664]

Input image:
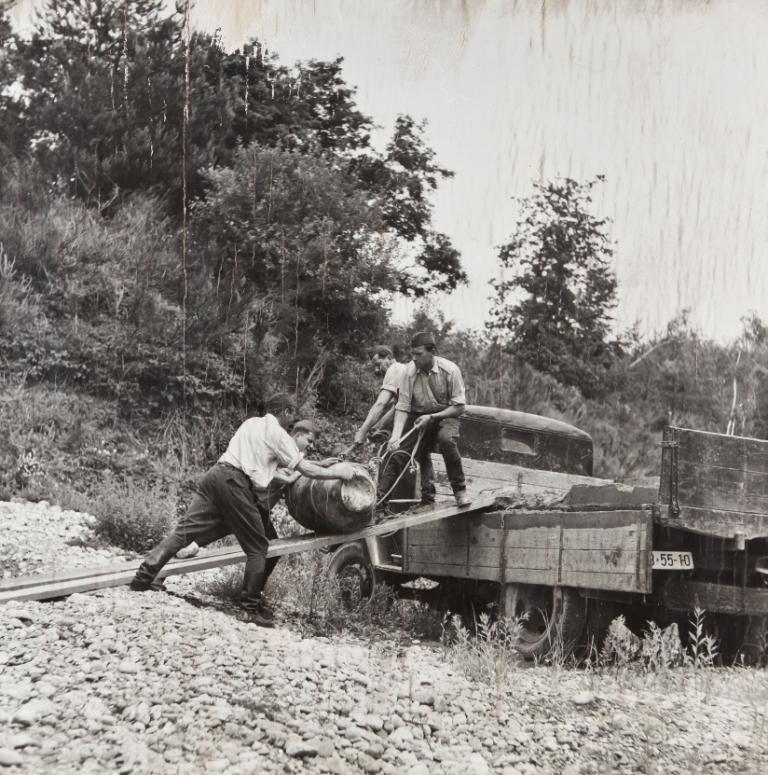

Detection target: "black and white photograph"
[1, 0, 767, 773]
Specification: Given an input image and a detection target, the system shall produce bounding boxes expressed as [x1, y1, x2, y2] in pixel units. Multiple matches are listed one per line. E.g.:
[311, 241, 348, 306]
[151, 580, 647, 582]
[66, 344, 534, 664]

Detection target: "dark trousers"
[261, 504, 280, 584]
[249, 482, 286, 584]
[133, 463, 270, 610]
[378, 414, 466, 504]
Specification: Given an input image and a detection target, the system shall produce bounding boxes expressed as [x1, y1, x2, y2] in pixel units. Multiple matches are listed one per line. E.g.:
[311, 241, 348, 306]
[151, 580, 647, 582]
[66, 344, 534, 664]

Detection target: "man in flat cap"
[383, 332, 471, 507]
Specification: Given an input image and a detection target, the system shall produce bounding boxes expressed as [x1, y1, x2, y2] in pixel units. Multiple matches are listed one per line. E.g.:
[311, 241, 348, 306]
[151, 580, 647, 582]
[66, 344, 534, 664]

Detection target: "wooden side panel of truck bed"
[403, 509, 653, 593]
[659, 426, 768, 539]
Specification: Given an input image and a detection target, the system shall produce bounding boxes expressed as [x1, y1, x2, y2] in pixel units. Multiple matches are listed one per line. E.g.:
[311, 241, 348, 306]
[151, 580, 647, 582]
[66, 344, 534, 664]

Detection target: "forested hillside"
[1, 0, 767, 510]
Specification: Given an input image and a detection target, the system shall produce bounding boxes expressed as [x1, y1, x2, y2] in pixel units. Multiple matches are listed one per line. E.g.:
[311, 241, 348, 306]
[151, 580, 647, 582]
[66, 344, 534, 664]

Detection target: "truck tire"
[722, 614, 768, 666]
[328, 542, 378, 608]
[502, 584, 586, 661]
[740, 615, 768, 666]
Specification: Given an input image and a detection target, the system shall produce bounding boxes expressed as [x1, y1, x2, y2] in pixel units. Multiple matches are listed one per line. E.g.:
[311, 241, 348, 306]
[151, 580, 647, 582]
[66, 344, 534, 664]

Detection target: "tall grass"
[194, 550, 444, 643]
[441, 612, 523, 707]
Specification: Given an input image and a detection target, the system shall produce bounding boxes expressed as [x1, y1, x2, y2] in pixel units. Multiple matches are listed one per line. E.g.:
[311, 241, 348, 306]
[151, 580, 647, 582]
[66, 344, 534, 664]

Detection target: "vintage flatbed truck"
[329, 406, 768, 661]
[3, 405, 767, 662]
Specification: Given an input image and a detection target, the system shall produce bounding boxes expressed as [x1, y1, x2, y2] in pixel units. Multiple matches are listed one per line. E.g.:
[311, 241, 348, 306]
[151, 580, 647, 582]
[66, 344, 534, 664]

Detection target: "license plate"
[652, 551, 694, 570]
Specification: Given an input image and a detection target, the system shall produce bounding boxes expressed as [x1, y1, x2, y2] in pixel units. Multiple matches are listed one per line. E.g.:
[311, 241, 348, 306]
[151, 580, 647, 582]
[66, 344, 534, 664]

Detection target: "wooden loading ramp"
[0, 496, 497, 604]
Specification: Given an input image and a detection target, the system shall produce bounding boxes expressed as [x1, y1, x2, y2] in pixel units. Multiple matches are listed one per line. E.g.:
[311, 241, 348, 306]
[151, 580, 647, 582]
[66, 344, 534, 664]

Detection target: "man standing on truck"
[352, 345, 409, 447]
[130, 394, 355, 627]
[384, 331, 471, 507]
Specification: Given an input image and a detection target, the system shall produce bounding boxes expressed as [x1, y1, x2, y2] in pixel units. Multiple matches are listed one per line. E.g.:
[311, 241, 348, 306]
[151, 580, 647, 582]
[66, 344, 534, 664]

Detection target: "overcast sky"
[11, 0, 768, 342]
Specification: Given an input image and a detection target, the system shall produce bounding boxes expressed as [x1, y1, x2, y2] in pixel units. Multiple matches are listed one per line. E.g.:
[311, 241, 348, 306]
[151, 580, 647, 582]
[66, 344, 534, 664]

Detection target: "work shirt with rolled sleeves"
[218, 413, 304, 489]
[380, 361, 409, 402]
[395, 356, 467, 415]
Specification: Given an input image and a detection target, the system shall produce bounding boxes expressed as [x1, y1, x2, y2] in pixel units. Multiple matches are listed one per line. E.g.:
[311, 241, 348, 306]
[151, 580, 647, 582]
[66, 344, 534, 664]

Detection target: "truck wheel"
[740, 615, 768, 666]
[502, 584, 586, 661]
[723, 614, 768, 666]
[328, 543, 378, 608]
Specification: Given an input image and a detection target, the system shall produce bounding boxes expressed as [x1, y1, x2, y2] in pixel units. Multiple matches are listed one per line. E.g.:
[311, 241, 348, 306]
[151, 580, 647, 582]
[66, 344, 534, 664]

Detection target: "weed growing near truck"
[193, 549, 444, 644]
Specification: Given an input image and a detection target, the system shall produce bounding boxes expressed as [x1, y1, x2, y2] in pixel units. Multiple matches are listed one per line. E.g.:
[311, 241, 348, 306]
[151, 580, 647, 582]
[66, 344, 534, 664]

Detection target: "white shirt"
[380, 361, 409, 401]
[218, 414, 303, 489]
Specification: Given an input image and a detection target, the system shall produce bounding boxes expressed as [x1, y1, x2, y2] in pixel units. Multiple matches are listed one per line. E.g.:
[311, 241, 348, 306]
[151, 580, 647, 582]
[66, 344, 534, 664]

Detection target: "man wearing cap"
[384, 332, 472, 507]
[352, 345, 409, 447]
[130, 393, 356, 627]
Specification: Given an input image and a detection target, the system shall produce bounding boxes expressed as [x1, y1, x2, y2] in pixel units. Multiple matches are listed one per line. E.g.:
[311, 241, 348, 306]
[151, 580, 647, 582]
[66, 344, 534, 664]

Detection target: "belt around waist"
[217, 461, 245, 473]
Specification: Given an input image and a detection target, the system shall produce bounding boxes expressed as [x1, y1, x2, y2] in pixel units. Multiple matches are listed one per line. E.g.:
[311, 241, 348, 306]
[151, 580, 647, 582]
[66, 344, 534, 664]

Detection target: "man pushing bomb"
[130, 393, 355, 627]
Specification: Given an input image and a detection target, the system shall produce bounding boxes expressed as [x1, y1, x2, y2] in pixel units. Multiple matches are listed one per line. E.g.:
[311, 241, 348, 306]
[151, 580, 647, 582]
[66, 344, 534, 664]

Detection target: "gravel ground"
[0, 501, 134, 578]
[1, 501, 768, 775]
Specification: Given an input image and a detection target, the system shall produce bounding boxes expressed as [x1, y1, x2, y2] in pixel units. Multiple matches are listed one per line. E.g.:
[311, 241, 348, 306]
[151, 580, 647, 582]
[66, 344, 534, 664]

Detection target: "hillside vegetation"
[2, 1, 768, 523]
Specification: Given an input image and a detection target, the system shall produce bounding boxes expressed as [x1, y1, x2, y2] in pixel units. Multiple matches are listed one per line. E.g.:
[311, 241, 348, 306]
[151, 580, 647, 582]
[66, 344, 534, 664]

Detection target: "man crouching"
[130, 393, 355, 627]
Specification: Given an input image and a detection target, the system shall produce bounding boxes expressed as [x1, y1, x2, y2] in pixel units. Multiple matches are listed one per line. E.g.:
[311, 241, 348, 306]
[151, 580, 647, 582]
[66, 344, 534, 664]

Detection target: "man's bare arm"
[271, 469, 301, 486]
[371, 405, 395, 433]
[354, 389, 394, 444]
[388, 408, 410, 449]
[296, 459, 356, 480]
[413, 404, 465, 429]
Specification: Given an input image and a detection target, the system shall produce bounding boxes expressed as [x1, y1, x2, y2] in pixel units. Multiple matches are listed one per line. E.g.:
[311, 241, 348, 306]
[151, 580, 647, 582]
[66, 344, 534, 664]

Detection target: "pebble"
[465, 753, 492, 775]
[34, 682, 56, 698]
[571, 691, 595, 706]
[12, 700, 57, 727]
[730, 732, 753, 749]
[313, 738, 335, 757]
[0, 748, 24, 767]
[363, 714, 384, 732]
[3, 733, 38, 750]
[284, 735, 318, 757]
[412, 686, 435, 706]
[541, 736, 559, 752]
[388, 726, 414, 748]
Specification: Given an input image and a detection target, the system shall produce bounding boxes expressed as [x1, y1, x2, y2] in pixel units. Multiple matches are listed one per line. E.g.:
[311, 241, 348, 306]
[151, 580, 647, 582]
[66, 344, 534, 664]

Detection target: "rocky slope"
[1, 501, 767, 774]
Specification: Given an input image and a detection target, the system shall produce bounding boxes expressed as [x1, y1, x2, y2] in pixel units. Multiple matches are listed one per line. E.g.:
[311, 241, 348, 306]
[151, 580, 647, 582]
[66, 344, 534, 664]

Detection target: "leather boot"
[241, 570, 270, 613]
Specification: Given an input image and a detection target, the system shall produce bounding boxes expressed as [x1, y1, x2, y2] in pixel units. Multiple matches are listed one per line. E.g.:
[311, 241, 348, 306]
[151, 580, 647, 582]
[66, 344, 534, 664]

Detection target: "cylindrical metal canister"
[285, 463, 376, 533]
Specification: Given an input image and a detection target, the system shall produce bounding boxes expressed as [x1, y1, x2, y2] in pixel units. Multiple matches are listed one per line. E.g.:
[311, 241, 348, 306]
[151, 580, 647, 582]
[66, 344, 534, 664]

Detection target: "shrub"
[74, 475, 178, 553]
[442, 611, 522, 696]
[599, 611, 718, 670]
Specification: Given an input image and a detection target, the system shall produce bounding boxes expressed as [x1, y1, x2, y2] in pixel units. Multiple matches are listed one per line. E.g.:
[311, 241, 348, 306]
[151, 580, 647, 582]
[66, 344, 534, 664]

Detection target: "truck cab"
[455, 406, 594, 475]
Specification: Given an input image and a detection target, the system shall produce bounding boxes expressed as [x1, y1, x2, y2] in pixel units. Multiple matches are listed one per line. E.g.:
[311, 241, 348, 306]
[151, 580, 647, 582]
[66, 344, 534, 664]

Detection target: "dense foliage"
[0, 0, 466, 416]
[488, 177, 622, 398]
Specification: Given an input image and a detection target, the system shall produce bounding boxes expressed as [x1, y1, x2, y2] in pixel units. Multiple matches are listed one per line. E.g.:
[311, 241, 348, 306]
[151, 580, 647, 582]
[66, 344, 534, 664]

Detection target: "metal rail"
[0, 496, 496, 603]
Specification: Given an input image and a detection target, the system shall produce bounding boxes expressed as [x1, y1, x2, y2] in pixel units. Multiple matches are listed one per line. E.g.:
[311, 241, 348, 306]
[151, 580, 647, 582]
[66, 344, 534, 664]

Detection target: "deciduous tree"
[488, 176, 621, 398]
